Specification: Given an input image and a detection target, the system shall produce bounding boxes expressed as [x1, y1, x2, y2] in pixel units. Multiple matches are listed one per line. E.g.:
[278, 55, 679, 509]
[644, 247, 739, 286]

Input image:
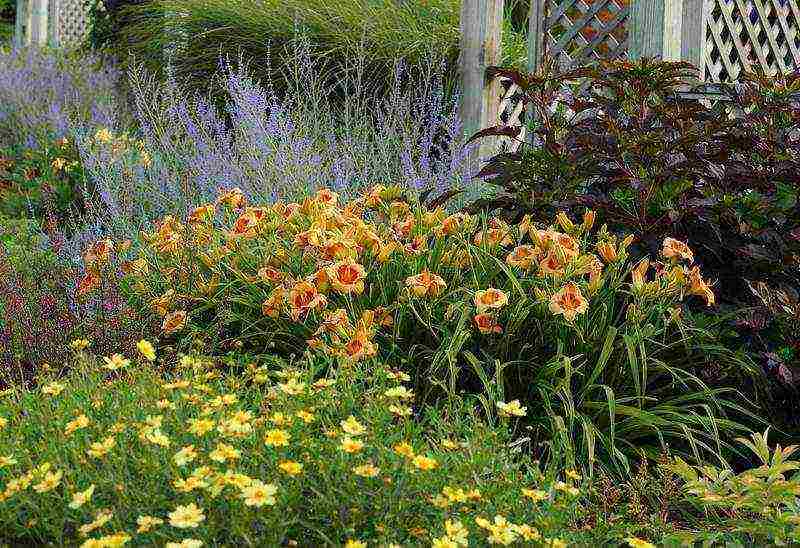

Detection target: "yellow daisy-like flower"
[33, 470, 63, 493]
[278, 377, 305, 396]
[384, 386, 414, 400]
[240, 480, 278, 507]
[187, 418, 215, 436]
[78, 509, 113, 536]
[165, 540, 203, 548]
[340, 436, 364, 454]
[87, 436, 116, 458]
[432, 538, 458, 548]
[69, 485, 96, 509]
[521, 488, 548, 502]
[340, 415, 366, 436]
[353, 462, 380, 478]
[173, 446, 198, 466]
[70, 338, 91, 351]
[0, 417, 7, 429]
[41, 381, 66, 396]
[344, 541, 366, 548]
[209, 442, 241, 463]
[412, 455, 438, 471]
[168, 503, 205, 529]
[135, 515, 164, 533]
[626, 538, 656, 548]
[264, 429, 290, 447]
[102, 354, 130, 371]
[65, 414, 90, 435]
[393, 442, 415, 458]
[295, 410, 315, 423]
[496, 400, 527, 418]
[136, 340, 156, 361]
[278, 461, 303, 476]
[80, 532, 130, 547]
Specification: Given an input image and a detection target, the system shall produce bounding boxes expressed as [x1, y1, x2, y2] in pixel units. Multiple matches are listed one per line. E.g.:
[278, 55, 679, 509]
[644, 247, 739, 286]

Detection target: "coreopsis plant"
[110, 186, 752, 473]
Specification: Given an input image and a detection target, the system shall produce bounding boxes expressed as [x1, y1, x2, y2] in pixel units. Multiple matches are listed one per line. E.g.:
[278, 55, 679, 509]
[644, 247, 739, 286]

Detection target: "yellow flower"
[136, 515, 164, 533]
[41, 381, 66, 396]
[344, 541, 366, 548]
[70, 339, 91, 351]
[187, 418, 215, 436]
[522, 488, 548, 502]
[102, 354, 130, 371]
[432, 538, 458, 548]
[412, 455, 438, 471]
[0, 417, 7, 429]
[95, 128, 113, 143]
[384, 386, 414, 400]
[33, 470, 63, 493]
[353, 462, 380, 477]
[388, 404, 412, 417]
[626, 538, 656, 548]
[79, 509, 113, 536]
[69, 485, 96, 509]
[168, 503, 205, 529]
[80, 532, 131, 547]
[278, 377, 305, 396]
[444, 519, 469, 546]
[340, 415, 366, 436]
[566, 469, 582, 480]
[496, 400, 527, 417]
[264, 429, 291, 447]
[475, 515, 517, 545]
[209, 442, 240, 463]
[64, 415, 89, 436]
[0, 455, 17, 467]
[136, 340, 156, 361]
[278, 461, 303, 476]
[340, 436, 364, 454]
[240, 480, 278, 507]
[165, 540, 203, 548]
[295, 410, 315, 423]
[173, 446, 198, 466]
[393, 442, 415, 458]
[87, 436, 116, 458]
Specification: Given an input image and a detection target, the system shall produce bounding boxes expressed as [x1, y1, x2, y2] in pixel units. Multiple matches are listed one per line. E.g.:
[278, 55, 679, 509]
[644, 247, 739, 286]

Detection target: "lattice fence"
[15, 0, 90, 47]
[540, 0, 631, 68]
[705, 0, 800, 82]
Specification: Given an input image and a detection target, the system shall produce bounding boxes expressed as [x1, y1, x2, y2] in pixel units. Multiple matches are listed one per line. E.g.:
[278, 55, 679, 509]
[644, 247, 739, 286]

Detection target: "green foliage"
[0, 138, 86, 221]
[0, 350, 608, 546]
[666, 429, 800, 544]
[104, 0, 527, 99]
[101, 186, 762, 476]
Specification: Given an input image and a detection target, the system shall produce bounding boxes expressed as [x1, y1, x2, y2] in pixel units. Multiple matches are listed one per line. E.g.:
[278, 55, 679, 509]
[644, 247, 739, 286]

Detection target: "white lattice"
[56, 0, 90, 46]
[705, 0, 800, 82]
[544, 0, 631, 68]
[15, 0, 90, 47]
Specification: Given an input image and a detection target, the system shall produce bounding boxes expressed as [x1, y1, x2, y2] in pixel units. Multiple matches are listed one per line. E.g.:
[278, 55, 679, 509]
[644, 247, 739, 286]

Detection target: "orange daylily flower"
[342, 335, 377, 362]
[216, 187, 246, 209]
[474, 288, 509, 313]
[327, 260, 366, 295]
[288, 281, 327, 321]
[405, 270, 447, 298]
[506, 245, 541, 270]
[473, 313, 502, 334]
[539, 251, 565, 277]
[258, 267, 285, 284]
[77, 272, 100, 296]
[549, 283, 589, 321]
[84, 239, 114, 270]
[162, 310, 188, 335]
[596, 241, 618, 263]
[187, 204, 215, 225]
[261, 287, 285, 319]
[631, 258, 650, 288]
[687, 266, 715, 306]
[315, 189, 339, 208]
[661, 237, 694, 263]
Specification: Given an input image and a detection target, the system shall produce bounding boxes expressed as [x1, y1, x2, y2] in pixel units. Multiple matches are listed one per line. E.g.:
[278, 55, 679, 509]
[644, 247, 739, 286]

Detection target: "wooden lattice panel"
[55, 0, 90, 46]
[705, 0, 800, 82]
[544, 0, 631, 68]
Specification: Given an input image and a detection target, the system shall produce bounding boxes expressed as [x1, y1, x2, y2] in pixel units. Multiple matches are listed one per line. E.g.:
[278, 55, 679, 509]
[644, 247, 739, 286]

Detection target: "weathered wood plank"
[629, 0, 666, 59]
[459, 0, 505, 160]
[528, 0, 546, 74]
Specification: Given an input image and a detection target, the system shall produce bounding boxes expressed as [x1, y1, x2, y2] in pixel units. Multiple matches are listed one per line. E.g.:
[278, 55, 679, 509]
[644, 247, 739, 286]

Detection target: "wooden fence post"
[527, 0, 546, 74]
[629, 0, 668, 60]
[14, 0, 25, 46]
[29, 0, 49, 46]
[459, 0, 505, 163]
